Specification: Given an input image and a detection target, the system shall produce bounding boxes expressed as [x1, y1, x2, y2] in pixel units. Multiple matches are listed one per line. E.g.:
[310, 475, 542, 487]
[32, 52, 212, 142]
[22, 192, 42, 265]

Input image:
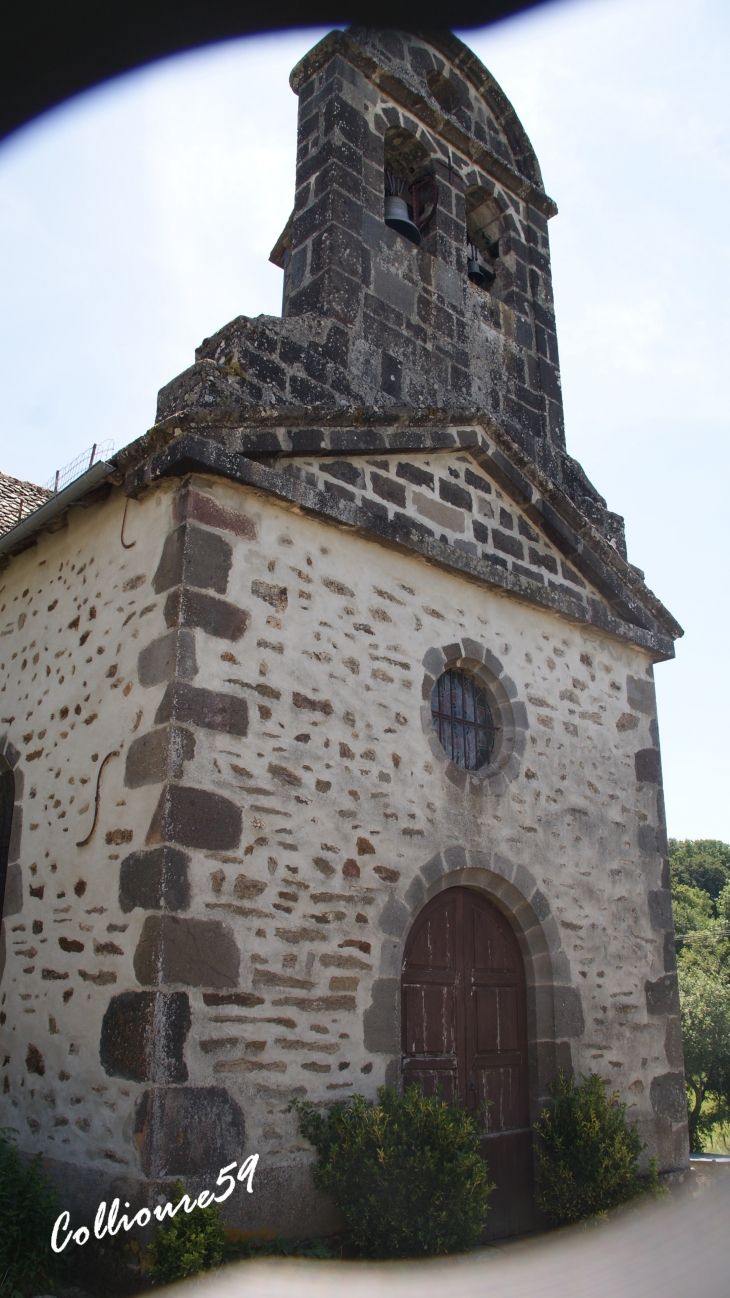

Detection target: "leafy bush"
[0, 1127, 59, 1298]
[146, 1181, 226, 1285]
[534, 1072, 659, 1227]
[292, 1084, 494, 1258]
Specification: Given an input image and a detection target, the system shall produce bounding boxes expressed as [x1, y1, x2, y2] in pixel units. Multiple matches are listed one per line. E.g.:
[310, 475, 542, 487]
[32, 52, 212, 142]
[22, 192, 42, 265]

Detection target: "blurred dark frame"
[0, 0, 550, 144]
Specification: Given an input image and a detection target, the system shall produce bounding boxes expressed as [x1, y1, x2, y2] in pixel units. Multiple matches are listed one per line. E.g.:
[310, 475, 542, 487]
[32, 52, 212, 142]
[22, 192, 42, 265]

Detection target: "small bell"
[384, 195, 421, 247]
[467, 244, 496, 289]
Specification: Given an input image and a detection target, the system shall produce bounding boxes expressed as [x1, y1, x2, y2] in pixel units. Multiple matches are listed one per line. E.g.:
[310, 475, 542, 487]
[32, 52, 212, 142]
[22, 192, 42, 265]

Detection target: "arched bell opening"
[401, 880, 553, 1239]
[0, 755, 15, 925]
[383, 126, 437, 249]
[465, 186, 506, 292]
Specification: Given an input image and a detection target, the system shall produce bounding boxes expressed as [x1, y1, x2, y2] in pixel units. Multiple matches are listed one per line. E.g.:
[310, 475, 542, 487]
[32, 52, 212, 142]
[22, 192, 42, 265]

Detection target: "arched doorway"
[0, 756, 15, 925]
[401, 886, 534, 1239]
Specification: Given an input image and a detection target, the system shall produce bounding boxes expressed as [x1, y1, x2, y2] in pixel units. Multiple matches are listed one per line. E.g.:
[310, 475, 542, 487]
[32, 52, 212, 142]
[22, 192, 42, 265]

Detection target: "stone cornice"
[116, 404, 682, 647]
[123, 428, 678, 661]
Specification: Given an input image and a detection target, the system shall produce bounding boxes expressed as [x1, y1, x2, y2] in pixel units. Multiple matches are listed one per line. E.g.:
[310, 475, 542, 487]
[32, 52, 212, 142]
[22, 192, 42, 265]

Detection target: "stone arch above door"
[364, 844, 585, 1116]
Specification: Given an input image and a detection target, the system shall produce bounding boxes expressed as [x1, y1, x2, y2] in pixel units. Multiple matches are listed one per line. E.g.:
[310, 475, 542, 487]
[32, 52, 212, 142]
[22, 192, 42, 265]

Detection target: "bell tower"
[159, 28, 626, 555]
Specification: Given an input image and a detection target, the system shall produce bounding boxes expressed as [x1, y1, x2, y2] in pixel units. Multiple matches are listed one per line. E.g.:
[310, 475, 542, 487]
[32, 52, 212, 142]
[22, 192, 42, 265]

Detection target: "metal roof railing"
[44, 440, 114, 494]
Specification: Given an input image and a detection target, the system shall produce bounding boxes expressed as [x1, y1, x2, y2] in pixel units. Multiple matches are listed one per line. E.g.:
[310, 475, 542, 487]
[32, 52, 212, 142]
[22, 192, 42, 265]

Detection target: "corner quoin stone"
[164, 587, 249, 642]
[152, 522, 233, 595]
[119, 845, 191, 913]
[100, 990, 191, 1083]
[137, 628, 198, 688]
[650, 1072, 687, 1123]
[134, 1085, 245, 1177]
[133, 914, 240, 988]
[154, 681, 249, 737]
[146, 783, 242, 851]
[124, 725, 195, 788]
[645, 974, 680, 1016]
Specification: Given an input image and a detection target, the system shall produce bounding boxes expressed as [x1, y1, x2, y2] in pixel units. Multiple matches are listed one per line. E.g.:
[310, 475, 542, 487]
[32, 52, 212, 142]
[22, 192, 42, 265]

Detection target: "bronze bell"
[467, 244, 496, 289]
[384, 195, 421, 247]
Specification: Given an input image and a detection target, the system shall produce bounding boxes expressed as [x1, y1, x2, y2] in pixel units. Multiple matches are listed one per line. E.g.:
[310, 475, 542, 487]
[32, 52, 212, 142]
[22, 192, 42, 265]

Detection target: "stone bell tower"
[163, 27, 625, 554]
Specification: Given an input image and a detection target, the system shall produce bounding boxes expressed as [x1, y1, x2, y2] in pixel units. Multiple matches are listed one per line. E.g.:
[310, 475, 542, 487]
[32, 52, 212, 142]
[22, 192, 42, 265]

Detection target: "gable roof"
[120, 407, 682, 660]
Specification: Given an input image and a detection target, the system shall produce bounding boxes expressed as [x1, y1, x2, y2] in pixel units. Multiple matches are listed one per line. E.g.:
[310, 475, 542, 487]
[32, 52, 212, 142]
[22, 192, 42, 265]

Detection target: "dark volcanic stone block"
[319, 460, 365, 488]
[363, 977, 399, 1053]
[637, 823, 658, 854]
[175, 489, 256, 540]
[648, 889, 673, 930]
[153, 523, 232, 595]
[146, 784, 242, 851]
[396, 461, 434, 491]
[134, 1085, 245, 1177]
[2, 863, 22, 917]
[439, 478, 472, 511]
[138, 629, 198, 686]
[664, 1016, 684, 1067]
[154, 681, 248, 737]
[100, 990, 191, 1082]
[517, 516, 538, 541]
[164, 588, 248, 642]
[370, 471, 406, 508]
[134, 914, 240, 988]
[528, 547, 557, 574]
[119, 845, 191, 913]
[650, 1071, 687, 1123]
[124, 725, 195, 788]
[464, 467, 491, 496]
[7, 806, 21, 863]
[635, 748, 662, 784]
[554, 985, 585, 1037]
[645, 973, 679, 1016]
[492, 529, 524, 560]
[627, 674, 656, 715]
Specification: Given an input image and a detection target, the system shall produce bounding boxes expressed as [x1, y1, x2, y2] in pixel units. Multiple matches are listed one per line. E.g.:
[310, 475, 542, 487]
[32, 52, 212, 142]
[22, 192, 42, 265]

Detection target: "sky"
[0, 0, 728, 840]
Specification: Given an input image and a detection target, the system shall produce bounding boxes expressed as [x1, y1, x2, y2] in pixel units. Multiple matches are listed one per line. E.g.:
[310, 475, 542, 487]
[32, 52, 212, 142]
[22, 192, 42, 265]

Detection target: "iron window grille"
[431, 668, 496, 771]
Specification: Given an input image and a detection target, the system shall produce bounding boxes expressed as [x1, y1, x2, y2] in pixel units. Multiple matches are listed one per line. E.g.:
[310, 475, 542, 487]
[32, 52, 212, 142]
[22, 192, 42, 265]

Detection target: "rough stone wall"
[0, 468, 687, 1237]
[156, 28, 624, 549]
[278, 448, 603, 608]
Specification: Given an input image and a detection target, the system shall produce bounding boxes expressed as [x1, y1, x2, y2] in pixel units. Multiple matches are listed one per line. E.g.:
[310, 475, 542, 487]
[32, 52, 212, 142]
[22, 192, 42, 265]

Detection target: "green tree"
[669, 839, 730, 901]
[534, 1072, 658, 1226]
[678, 963, 730, 1151]
[672, 882, 715, 941]
[292, 1085, 494, 1258]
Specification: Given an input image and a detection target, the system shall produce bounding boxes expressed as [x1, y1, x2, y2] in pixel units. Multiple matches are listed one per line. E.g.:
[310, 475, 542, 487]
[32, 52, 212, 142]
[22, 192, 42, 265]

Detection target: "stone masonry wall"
[0, 467, 687, 1241]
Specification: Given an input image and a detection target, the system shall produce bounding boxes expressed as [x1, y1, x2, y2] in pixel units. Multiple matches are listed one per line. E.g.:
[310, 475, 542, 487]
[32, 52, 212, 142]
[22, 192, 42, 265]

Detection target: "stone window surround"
[420, 638, 526, 794]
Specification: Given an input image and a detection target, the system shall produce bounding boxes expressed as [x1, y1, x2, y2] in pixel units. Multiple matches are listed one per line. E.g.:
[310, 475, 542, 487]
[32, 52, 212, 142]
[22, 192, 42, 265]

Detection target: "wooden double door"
[401, 887, 534, 1239]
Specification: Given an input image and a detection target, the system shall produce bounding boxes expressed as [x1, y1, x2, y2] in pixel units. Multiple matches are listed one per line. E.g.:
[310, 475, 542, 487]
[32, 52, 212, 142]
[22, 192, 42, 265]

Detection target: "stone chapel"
[0, 26, 688, 1255]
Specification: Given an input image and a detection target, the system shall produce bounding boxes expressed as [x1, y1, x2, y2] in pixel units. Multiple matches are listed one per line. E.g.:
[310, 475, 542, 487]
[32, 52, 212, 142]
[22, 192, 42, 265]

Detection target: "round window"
[430, 668, 496, 771]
